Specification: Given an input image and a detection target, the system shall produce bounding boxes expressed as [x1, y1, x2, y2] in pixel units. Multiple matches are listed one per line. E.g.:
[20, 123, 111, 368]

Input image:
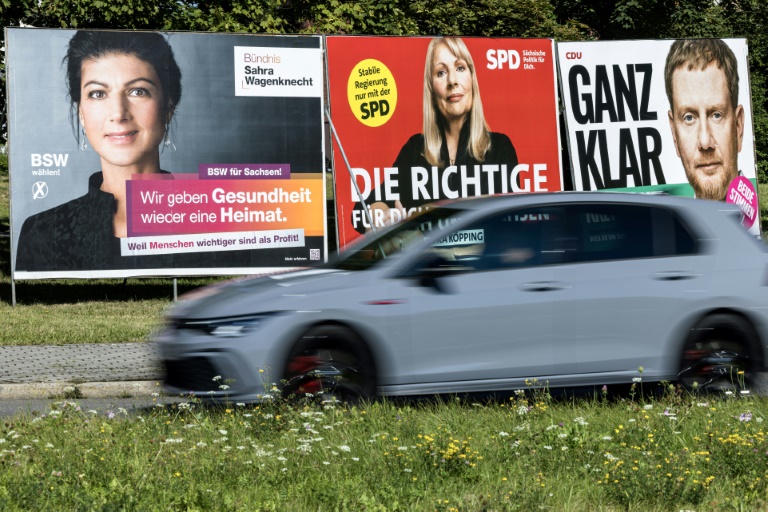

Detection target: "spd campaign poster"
[7, 28, 326, 279]
[557, 39, 760, 235]
[326, 36, 562, 248]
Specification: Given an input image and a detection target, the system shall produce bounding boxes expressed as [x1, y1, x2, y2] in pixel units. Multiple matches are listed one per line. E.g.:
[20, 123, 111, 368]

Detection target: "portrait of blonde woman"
[354, 36, 518, 233]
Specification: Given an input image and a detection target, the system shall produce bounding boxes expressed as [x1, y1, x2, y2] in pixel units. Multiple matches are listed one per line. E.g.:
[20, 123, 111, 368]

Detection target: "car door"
[548, 202, 709, 382]
[385, 206, 565, 391]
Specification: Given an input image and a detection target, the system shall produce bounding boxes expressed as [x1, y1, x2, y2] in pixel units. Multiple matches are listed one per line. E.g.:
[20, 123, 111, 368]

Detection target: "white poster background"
[557, 39, 756, 195]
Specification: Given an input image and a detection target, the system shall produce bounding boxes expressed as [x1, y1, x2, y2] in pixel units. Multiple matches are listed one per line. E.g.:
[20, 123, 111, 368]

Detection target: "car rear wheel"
[678, 315, 756, 393]
[282, 325, 376, 404]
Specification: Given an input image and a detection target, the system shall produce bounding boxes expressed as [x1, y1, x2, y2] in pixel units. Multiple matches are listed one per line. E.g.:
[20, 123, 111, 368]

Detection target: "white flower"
[543, 445, 553, 450]
[164, 438, 183, 444]
[45, 443, 54, 448]
[322, 461, 330, 465]
[602, 436, 613, 441]
[197, 442, 208, 447]
[339, 445, 351, 452]
[499, 431, 510, 437]
[632, 377, 642, 383]
[212, 375, 221, 382]
[643, 404, 653, 410]
[218, 385, 230, 390]
[236, 403, 245, 407]
[218, 429, 228, 436]
[352, 457, 360, 461]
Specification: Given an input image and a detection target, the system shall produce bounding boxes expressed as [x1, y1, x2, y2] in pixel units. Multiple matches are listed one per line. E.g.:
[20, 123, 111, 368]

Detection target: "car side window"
[417, 206, 564, 273]
[564, 203, 697, 263]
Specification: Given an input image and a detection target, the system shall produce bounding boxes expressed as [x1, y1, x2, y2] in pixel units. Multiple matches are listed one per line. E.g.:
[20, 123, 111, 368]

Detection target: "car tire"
[678, 314, 756, 393]
[282, 325, 376, 404]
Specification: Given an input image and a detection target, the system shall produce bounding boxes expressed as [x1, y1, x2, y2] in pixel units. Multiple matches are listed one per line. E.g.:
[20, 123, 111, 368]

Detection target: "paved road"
[1, 342, 766, 403]
[0, 343, 162, 400]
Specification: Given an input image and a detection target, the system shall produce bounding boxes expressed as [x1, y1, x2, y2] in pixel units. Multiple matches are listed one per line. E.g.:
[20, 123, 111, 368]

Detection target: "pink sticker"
[726, 176, 758, 229]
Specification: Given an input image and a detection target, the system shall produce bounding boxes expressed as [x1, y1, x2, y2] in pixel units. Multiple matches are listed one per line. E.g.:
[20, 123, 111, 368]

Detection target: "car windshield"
[330, 207, 466, 271]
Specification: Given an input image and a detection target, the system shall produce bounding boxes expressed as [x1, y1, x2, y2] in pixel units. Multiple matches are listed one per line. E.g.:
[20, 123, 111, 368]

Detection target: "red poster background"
[327, 36, 562, 247]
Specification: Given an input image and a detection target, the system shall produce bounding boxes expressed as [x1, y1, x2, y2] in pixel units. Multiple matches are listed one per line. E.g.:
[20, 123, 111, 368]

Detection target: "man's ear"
[668, 110, 681, 158]
[735, 104, 745, 152]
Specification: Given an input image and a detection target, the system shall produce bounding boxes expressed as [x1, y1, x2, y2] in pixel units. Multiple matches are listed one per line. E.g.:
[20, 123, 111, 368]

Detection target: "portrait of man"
[664, 39, 745, 200]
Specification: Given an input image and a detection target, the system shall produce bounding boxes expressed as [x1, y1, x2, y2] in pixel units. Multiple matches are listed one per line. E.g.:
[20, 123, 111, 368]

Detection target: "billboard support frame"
[324, 106, 377, 234]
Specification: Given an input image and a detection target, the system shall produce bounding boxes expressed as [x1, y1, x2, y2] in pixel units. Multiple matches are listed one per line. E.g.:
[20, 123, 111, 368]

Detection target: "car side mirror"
[416, 255, 455, 294]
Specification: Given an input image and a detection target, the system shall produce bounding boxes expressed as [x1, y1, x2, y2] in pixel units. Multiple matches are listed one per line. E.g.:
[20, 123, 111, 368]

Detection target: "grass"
[0, 387, 766, 510]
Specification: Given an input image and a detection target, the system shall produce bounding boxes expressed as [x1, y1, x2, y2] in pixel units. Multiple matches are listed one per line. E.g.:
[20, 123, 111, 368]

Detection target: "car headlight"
[176, 313, 276, 338]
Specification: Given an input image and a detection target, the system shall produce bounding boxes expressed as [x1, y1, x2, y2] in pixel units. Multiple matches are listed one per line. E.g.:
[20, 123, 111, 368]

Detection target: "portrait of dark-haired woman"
[15, 30, 253, 271]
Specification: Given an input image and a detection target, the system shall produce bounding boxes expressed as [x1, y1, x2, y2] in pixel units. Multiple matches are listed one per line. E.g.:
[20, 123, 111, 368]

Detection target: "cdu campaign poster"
[557, 38, 760, 235]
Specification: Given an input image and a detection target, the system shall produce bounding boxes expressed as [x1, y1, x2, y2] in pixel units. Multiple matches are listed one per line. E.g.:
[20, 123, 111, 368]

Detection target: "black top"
[352, 123, 518, 233]
[15, 172, 318, 272]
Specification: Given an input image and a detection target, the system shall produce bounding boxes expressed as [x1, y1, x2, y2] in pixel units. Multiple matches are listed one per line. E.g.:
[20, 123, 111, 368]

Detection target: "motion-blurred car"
[155, 192, 768, 402]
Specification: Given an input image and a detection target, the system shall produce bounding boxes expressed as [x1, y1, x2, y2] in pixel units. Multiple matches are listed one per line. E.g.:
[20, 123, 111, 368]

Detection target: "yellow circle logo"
[347, 59, 397, 127]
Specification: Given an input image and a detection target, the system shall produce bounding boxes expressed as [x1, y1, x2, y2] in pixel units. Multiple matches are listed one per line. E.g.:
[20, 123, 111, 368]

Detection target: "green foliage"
[0, 393, 767, 509]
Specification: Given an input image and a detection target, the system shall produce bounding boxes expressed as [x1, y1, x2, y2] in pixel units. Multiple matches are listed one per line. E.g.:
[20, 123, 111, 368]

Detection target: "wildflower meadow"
[0, 383, 767, 511]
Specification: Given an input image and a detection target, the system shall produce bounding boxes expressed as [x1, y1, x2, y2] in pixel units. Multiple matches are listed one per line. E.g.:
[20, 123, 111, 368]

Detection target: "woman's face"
[78, 53, 167, 173]
[431, 43, 473, 124]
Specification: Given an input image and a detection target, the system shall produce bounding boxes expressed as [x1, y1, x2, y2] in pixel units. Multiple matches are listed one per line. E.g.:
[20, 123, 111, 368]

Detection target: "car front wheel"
[282, 325, 376, 404]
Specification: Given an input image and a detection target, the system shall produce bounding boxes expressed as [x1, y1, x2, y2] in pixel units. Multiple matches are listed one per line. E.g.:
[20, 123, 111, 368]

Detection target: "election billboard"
[7, 28, 326, 279]
[326, 36, 563, 248]
[557, 39, 760, 235]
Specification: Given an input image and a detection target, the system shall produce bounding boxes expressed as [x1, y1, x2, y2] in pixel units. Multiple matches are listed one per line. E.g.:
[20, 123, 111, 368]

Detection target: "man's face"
[668, 62, 744, 200]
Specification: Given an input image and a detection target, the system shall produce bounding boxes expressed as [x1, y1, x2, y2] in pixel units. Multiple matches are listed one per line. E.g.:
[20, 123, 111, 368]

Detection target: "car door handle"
[653, 271, 700, 281]
[519, 281, 567, 292]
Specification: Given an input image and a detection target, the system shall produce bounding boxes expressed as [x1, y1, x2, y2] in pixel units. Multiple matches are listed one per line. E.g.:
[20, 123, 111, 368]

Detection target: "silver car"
[155, 192, 768, 402]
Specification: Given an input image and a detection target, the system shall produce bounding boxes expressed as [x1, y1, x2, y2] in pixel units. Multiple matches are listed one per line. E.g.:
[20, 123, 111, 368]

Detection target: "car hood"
[167, 268, 375, 320]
